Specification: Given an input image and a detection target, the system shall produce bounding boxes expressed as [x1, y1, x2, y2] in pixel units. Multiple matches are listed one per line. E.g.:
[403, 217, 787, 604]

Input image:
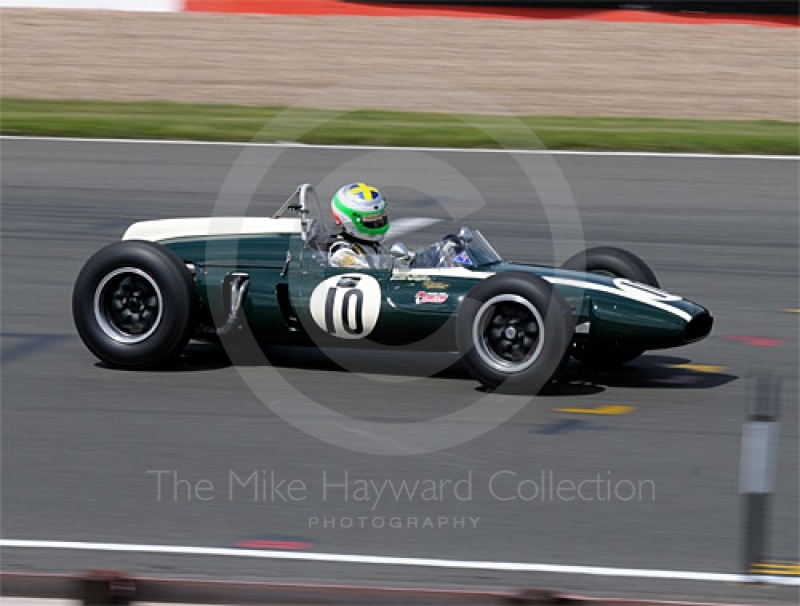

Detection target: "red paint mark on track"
[235, 540, 313, 550]
[721, 335, 787, 347]
[185, 1, 799, 28]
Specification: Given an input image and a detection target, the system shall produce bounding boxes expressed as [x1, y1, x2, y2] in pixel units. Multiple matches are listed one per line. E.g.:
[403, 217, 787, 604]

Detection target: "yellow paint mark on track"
[750, 561, 800, 576]
[668, 363, 727, 373]
[552, 404, 636, 416]
[781, 308, 800, 314]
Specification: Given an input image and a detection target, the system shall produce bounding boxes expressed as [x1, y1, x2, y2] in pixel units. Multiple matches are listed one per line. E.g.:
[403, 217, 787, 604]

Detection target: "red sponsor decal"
[415, 291, 449, 305]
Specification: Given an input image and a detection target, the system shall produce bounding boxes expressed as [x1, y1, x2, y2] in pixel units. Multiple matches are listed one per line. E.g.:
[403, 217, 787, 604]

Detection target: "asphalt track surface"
[1, 139, 798, 602]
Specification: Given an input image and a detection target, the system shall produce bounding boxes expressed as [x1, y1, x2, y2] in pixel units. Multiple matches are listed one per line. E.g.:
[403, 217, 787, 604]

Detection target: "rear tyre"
[561, 246, 659, 367]
[73, 240, 196, 369]
[456, 273, 574, 394]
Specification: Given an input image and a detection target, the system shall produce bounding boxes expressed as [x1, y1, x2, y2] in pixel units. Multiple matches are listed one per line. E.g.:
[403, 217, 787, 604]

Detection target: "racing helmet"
[330, 183, 390, 243]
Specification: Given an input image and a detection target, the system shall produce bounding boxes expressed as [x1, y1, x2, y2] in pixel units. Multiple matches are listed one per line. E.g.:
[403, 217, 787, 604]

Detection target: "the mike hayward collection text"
[147, 470, 656, 505]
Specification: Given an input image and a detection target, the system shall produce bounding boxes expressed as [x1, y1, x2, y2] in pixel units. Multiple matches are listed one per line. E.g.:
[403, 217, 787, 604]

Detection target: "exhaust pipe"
[216, 272, 250, 336]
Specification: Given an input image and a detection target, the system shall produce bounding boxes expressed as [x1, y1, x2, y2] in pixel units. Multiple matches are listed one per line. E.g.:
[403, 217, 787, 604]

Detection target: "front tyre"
[561, 246, 659, 287]
[73, 240, 196, 369]
[456, 273, 574, 394]
[561, 246, 659, 367]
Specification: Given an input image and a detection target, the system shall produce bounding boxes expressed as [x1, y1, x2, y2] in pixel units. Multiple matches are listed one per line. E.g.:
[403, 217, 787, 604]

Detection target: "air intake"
[685, 311, 713, 343]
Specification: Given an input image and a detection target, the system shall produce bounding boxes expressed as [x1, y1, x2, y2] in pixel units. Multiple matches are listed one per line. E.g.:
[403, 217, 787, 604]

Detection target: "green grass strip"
[2, 99, 797, 155]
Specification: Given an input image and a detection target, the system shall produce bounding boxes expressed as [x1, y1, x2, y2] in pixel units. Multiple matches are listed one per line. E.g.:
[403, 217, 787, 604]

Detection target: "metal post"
[739, 373, 781, 576]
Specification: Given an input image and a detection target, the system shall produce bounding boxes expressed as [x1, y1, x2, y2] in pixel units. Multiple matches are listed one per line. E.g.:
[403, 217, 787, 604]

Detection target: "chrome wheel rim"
[473, 294, 545, 373]
[93, 267, 163, 344]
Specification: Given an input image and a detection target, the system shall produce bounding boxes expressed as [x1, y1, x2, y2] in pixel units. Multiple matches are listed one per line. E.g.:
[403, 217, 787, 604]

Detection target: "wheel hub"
[473, 295, 545, 373]
[94, 268, 163, 344]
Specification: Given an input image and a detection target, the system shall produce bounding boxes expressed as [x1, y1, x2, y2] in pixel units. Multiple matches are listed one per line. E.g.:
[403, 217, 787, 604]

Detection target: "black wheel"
[73, 240, 196, 369]
[561, 246, 659, 367]
[456, 272, 575, 394]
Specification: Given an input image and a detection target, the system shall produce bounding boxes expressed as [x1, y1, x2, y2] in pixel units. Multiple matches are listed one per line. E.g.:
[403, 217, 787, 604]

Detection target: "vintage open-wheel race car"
[73, 184, 713, 394]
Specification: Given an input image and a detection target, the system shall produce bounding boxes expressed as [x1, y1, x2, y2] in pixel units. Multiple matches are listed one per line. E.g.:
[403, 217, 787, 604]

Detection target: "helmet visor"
[360, 213, 389, 230]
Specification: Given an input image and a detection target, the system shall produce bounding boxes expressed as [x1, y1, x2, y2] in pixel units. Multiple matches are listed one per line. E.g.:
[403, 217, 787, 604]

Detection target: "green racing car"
[73, 184, 713, 394]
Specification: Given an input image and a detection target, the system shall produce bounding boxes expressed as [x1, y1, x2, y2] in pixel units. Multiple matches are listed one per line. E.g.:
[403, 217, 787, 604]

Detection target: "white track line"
[1, 540, 798, 586]
[1, 136, 797, 160]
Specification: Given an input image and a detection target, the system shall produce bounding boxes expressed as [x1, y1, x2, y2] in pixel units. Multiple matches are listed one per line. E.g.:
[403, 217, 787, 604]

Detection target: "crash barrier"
[739, 373, 781, 575]
[0, 572, 574, 605]
[350, 1, 799, 16]
[1, 0, 797, 20]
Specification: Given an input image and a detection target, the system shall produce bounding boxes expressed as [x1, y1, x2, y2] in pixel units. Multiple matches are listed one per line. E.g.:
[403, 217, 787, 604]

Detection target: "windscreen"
[468, 230, 502, 266]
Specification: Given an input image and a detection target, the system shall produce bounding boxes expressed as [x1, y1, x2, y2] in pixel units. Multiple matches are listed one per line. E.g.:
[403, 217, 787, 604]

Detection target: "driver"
[328, 182, 390, 268]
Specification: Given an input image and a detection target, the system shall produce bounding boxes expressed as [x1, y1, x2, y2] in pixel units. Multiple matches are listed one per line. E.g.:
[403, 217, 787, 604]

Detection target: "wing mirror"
[390, 242, 412, 261]
[458, 226, 473, 243]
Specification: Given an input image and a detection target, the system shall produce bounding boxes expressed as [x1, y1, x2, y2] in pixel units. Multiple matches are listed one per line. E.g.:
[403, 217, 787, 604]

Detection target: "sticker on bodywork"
[454, 252, 473, 266]
[310, 273, 381, 339]
[415, 291, 449, 305]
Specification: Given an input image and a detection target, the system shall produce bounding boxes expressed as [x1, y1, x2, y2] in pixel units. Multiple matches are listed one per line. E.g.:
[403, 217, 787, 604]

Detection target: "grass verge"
[1, 99, 797, 154]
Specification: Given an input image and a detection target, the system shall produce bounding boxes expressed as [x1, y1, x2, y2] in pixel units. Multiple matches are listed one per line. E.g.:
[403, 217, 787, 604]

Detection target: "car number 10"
[309, 273, 382, 339]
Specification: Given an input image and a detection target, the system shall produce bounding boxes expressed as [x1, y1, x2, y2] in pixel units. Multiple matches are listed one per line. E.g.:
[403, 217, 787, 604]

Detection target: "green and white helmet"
[330, 183, 390, 243]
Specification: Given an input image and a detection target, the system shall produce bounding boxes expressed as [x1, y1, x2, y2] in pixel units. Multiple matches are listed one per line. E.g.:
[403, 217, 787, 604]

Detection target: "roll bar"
[272, 183, 315, 242]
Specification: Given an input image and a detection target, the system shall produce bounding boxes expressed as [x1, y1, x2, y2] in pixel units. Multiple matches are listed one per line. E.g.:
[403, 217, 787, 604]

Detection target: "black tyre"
[456, 272, 575, 394]
[561, 246, 659, 367]
[561, 246, 659, 288]
[72, 240, 196, 369]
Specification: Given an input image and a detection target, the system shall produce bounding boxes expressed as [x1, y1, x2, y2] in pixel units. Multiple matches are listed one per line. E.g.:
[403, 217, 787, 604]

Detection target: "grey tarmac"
[1, 139, 797, 603]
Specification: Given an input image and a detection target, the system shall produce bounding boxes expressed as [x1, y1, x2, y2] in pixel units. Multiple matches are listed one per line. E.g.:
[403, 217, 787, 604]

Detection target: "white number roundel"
[612, 278, 682, 302]
[309, 273, 382, 339]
